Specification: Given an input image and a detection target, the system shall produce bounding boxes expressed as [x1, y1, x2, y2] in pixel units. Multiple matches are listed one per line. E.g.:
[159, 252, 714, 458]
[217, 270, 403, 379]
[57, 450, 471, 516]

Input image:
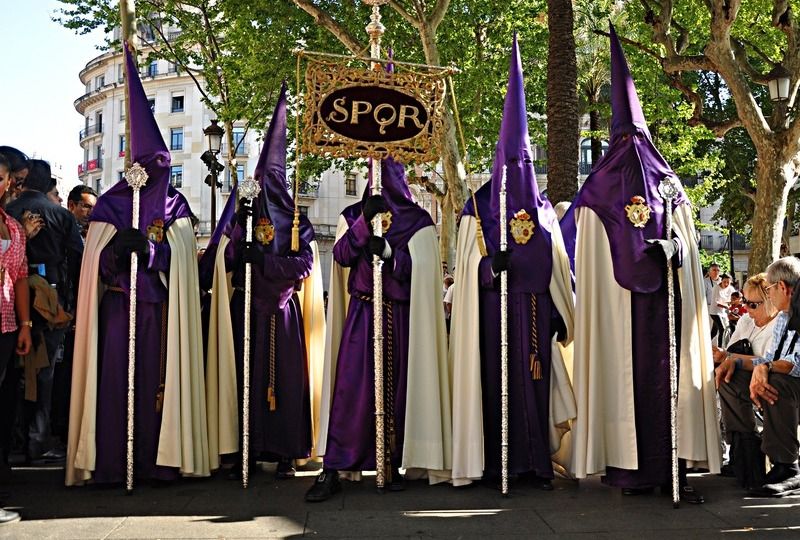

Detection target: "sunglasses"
[741, 298, 764, 309]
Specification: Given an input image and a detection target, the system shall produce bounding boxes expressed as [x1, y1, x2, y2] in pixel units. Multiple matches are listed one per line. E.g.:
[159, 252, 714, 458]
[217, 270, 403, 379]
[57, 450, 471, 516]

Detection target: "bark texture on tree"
[546, 0, 579, 204]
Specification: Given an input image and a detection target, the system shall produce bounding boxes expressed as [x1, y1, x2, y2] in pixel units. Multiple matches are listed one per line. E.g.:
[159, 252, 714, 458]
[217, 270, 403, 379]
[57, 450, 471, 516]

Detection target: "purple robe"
[324, 158, 431, 471]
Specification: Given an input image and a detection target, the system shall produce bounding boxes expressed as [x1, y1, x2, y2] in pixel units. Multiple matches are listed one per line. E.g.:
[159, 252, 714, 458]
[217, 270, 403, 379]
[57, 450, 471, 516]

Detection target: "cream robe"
[316, 218, 452, 484]
[569, 205, 721, 478]
[204, 238, 326, 463]
[66, 218, 211, 486]
[450, 214, 577, 486]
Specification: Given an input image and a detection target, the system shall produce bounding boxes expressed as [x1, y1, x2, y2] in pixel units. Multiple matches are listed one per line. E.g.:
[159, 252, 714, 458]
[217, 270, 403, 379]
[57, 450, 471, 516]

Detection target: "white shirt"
[705, 275, 720, 306]
[710, 283, 734, 315]
[727, 313, 779, 357]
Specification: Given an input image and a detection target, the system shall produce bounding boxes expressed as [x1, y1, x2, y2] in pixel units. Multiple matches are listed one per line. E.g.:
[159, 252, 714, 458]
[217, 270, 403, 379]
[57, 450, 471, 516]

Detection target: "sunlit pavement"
[0, 464, 798, 539]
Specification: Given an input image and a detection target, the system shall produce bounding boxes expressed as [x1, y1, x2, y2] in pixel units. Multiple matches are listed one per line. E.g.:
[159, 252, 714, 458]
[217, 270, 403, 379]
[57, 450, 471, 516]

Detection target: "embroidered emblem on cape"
[625, 196, 651, 228]
[254, 217, 275, 246]
[146, 219, 164, 243]
[380, 211, 392, 233]
[510, 209, 535, 245]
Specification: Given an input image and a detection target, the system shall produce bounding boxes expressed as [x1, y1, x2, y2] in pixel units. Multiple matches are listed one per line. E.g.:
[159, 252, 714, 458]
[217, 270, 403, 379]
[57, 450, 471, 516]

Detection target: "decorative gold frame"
[301, 56, 449, 163]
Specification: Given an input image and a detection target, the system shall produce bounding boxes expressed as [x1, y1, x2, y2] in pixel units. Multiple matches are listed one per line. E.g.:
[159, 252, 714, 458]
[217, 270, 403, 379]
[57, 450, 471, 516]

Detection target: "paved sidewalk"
[0, 464, 798, 539]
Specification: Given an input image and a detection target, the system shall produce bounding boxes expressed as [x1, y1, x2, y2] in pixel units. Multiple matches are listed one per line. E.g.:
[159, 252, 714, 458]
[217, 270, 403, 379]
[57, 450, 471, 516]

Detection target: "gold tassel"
[291, 209, 300, 252]
[267, 387, 277, 411]
[530, 355, 542, 381]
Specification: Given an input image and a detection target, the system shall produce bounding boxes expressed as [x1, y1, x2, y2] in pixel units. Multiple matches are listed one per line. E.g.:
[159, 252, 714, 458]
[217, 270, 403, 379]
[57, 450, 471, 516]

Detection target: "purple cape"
[560, 24, 687, 293]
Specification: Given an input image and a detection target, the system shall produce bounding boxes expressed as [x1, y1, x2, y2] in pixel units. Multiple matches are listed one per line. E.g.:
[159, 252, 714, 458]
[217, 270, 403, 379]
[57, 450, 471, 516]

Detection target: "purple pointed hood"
[560, 23, 687, 293]
[230, 82, 314, 254]
[91, 42, 189, 230]
[462, 34, 556, 293]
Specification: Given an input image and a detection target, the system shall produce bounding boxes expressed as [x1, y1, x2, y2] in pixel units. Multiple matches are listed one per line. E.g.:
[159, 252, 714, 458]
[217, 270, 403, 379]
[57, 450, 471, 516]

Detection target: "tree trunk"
[546, 0, 579, 204]
[748, 145, 794, 273]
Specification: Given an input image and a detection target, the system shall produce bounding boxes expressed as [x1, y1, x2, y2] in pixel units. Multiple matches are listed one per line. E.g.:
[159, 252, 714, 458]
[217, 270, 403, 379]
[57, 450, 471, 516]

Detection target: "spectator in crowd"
[713, 273, 779, 489]
[716, 257, 800, 497]
[0, 153, 32, 524]
[5, 159, 83, 463]
[67, 185, 97, 239]
[0, 146, 29, 207]
[727, 291, 746, 331]
[711, 273, 735, 346]
[45, 179, 62, 206]
[705, 263, 722, 341]
[443, 275, 454, 334]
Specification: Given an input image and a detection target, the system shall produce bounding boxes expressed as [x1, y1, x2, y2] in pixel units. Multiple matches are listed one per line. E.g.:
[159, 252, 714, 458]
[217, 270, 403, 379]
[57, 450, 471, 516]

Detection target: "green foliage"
[698, 249, 731, 274]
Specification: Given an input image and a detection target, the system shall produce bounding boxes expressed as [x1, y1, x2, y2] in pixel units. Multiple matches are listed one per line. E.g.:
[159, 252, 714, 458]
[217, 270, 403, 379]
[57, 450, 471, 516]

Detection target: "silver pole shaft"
[499, 165, 509, 497]
[242, 210, 254, 489]
[367, 1, 387, 491]
[126, 188, 140, 495]
[658, 178, 679, 508]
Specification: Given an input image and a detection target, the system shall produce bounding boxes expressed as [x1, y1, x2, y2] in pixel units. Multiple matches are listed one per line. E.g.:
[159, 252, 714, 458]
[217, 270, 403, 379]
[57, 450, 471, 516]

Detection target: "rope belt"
[267, 314, 277, 411]
[155, 302, 168, 412]
[356, 293, 395, 478]
[530, 295, 542, 381]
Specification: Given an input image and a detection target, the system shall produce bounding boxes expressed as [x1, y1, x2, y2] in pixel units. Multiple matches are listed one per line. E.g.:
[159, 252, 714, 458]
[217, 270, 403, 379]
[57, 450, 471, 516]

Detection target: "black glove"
[240, 240, 261, 268]
[113, 228, 149, 265]
[367, 235, 391, 260]
[551, 315, 567, 342]
[491, 250, 512, 274]
[362, 195, 387, 223]
[236, 201, 254, 228]
[645, 238, 679, 260]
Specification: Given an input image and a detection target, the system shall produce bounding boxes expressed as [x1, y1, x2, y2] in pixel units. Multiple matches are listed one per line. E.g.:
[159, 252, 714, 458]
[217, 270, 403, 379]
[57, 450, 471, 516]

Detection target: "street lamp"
[203, 119, 225, 231]
[767, 64, 791, 102]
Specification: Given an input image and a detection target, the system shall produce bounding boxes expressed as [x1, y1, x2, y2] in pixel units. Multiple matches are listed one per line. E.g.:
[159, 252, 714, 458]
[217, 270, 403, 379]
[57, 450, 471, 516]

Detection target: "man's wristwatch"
[766, 361, 774, 372]
[20, 320, 33, 328]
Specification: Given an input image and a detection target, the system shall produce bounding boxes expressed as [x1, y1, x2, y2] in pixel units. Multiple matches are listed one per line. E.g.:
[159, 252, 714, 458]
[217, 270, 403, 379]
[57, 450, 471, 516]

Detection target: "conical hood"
[248, 82, 313, 254]
[91, 42, 175, 231]
[609, 24, 650, 142]
[488, 33, 547, 221]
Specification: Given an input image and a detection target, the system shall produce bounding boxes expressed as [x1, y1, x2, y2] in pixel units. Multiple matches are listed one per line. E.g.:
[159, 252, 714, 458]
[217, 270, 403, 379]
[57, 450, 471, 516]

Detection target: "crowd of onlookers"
[708, 260, 800, 497]
[0, 146, 97, 524]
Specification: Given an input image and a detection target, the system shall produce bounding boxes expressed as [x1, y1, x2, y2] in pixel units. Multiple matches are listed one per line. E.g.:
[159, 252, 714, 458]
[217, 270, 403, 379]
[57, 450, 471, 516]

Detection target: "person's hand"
[21, 211, 44, 240]
[645, 238, 679, 260]
[711, 345, 726, 364]
[240, 240, 261, 268]
[16, 326, 31, 356]
[236, 201, 253, 228]
[362, 195, 387, 223]
[749, 364, 779, 408]
[113, 228, 149, 264]
[491, 250, 512, 274]
[367, 235, 391, 259]
[715, 356, 735, 388]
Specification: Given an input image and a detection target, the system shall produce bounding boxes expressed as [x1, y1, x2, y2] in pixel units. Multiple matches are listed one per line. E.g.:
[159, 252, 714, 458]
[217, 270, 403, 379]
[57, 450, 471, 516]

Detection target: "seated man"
[716, 256, 800, 497]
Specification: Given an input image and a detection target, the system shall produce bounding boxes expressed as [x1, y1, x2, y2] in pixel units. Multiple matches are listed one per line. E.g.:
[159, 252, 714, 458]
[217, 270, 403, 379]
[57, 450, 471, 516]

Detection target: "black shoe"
[622, 487, 653, 496]
[388, 468, 405, 492]
[719, 463, 736, 478]
[276, 459, 296, 480]
[226, 461, 257, 481]
[305, 470, 341, 502]
[762, 462, 800, 486]
[750, 472, 800, 497]
[679, 485, 705, 504]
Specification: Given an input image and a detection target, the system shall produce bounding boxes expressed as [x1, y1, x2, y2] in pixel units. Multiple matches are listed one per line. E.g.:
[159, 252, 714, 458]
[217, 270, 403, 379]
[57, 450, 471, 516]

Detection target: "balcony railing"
[579, 161, 593, 175]
[313, 223, 337, 239]
[79, 124, 103, 142]
[78, 158, 103, 176]
[533, 161, 548, 175]
[221, 142, 250, 156]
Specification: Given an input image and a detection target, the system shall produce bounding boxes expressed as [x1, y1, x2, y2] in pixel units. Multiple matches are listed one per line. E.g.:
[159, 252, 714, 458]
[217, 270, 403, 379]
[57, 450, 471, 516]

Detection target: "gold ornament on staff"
[657, 175, 680, 509]
[238, 176, 261, 489]
[364, 0, 389, 492]
[124, 161, 148, 494]
[499, 164, 509, 497]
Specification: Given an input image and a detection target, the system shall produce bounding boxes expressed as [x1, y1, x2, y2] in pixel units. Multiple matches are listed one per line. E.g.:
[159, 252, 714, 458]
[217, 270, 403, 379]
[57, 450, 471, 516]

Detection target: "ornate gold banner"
[302, 57, 449, 163]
